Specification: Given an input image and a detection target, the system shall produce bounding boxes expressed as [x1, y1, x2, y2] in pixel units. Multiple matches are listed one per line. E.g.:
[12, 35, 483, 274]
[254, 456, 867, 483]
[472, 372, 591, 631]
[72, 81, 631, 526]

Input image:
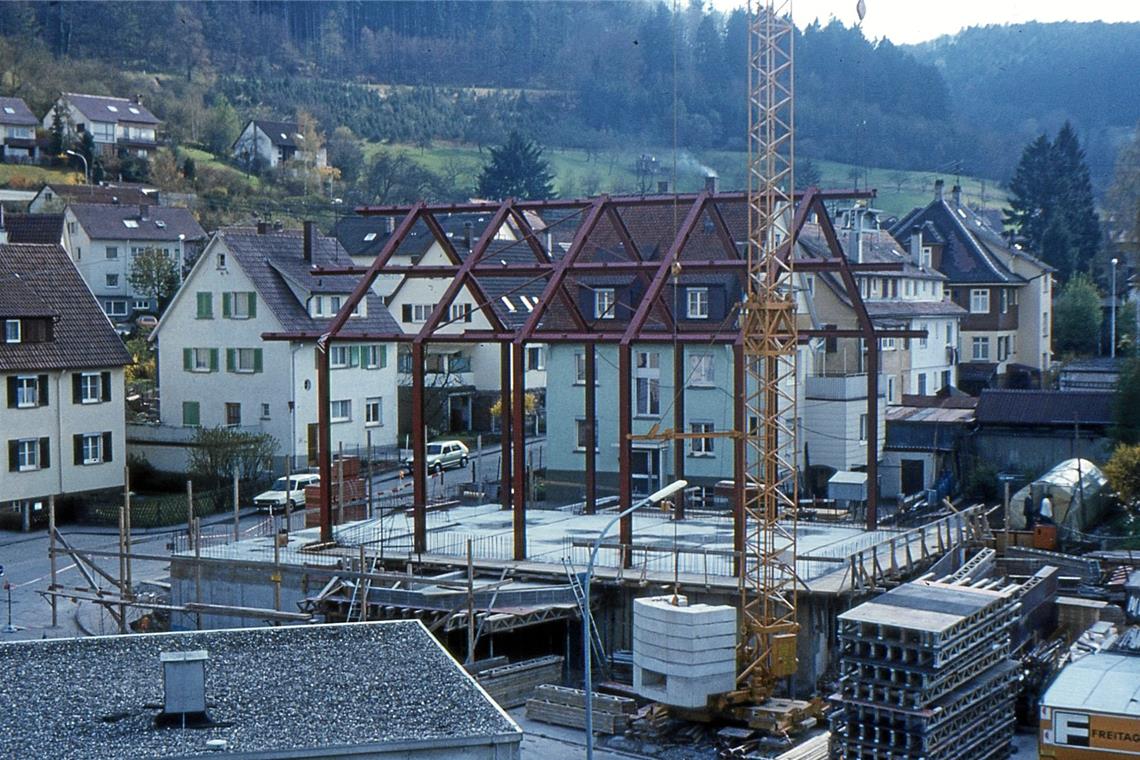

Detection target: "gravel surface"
[0, 621, 519, 758]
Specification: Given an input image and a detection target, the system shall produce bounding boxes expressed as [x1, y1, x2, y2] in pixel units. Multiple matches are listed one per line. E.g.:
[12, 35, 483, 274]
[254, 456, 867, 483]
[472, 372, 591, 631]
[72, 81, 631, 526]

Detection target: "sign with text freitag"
[1041, 706, 1140, 757]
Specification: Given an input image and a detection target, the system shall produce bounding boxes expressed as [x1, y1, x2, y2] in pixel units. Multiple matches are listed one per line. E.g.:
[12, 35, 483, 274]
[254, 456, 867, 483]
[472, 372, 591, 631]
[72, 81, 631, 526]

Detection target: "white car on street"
[403, 440, 469, 474]
[253, 473, 320, 512]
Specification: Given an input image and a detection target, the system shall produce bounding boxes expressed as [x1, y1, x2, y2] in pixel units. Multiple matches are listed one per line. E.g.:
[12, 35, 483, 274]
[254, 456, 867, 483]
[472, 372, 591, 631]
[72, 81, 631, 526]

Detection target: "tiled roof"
[0, 96, 38, 126]
[252, 120, 305, 149]
[975, 389, 1114, 427]
[798, 222, 946, 280]
[68, 203, 204, 242]
[3, 213, 63, 244]
[0, 243, 130, 371]
[219, 229, 400, 335]
[38, 183, 153, 207]
[865, 300, 967, 318]
[62, 92, 158, 124]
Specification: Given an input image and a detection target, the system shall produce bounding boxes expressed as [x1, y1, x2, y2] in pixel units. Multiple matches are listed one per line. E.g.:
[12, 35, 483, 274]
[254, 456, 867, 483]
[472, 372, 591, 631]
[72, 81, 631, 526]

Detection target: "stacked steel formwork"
[830, 576, 1021, 760]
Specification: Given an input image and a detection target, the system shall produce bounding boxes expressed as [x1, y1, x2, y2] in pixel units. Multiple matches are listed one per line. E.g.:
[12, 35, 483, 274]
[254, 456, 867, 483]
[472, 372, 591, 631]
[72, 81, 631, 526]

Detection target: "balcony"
[805, 372, 885, 401]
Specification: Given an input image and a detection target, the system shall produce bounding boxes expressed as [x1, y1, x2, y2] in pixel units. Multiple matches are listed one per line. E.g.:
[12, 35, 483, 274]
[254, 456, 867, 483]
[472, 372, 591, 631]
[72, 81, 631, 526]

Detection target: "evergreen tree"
[475, 131, 556, 201]
[1052, 272, 1102, 356]
[1004, 135, 1055, 254]
[1113, 359, 1140, 445]
[1053, 122, 1102, 266]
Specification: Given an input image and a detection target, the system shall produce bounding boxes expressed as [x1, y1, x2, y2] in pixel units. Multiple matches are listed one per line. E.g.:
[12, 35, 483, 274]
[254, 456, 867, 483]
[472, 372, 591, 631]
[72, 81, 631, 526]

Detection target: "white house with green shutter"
[148, 225, 399, 473]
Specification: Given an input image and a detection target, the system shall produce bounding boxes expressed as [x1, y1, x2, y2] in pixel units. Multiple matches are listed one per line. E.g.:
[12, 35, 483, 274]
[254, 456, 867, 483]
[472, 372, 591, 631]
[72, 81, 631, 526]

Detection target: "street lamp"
[63, 149, 89, 185]
[1110, 258, 1118, 359]
[582, 478, 687, 760]
[177, 233, 186, 287]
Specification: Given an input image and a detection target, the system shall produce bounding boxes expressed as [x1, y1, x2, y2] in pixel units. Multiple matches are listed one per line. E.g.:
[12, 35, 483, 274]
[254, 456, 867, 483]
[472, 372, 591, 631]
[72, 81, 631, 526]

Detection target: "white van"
[253, 473, 320, 512]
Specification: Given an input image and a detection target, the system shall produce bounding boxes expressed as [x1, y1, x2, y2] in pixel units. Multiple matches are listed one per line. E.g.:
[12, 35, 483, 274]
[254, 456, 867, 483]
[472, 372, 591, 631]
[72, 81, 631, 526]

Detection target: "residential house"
[0, 96, 39, 162]
[1, 213, 64, 246]
[881, 396, 974, 500]
[0, 241, 130, 528]
[891, 181, 1053, 392]
[149, 224, 399, 472]
[28, 182, 154, 213]
[43, 93, 159, 158]
[333, 212, 548, 436]
[801, 207, 965, 404]
[232, 120, 327, 171]
[61, 202, 205, 320]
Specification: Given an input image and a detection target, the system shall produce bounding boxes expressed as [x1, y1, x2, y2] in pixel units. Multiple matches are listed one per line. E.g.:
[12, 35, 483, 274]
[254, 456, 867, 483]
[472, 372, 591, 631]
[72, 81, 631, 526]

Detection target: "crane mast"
[738, 0, 799, 702]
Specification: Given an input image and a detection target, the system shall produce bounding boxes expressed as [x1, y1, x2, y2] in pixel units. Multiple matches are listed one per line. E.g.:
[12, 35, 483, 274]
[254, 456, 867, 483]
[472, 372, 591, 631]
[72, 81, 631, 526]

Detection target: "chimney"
[133, 94, 144, 106]
[385, 216, 395, 235]
[658, 180, 669, 194]
[139, 204, 149, 220]
[303, 220, 316, 263]
[158, 650, 209, 728]
[256, 221, 268, 235]
[463, 221, 473, 251]
[910, 226, 923, 265]
[934, 179, 944, 201]
[951, 184, 961, 207]
[704, 175, 718, 194]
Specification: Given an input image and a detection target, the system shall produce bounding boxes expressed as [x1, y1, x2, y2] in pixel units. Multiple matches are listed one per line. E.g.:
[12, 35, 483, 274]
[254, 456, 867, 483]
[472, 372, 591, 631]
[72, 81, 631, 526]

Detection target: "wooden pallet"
[525, 684, 638, 734]
[476, 655, 563, 709]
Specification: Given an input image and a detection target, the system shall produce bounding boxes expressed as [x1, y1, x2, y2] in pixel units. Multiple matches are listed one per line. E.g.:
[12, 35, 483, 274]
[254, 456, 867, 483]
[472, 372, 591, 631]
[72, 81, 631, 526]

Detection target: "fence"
[81, 489, 226, 529]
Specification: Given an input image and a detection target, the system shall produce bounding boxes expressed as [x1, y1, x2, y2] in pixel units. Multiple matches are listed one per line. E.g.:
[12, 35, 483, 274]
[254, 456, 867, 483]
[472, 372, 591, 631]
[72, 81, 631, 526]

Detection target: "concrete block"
[633, 615, 736, 638]
[632, 595, 737, 707]
[632, 629, 737, 652]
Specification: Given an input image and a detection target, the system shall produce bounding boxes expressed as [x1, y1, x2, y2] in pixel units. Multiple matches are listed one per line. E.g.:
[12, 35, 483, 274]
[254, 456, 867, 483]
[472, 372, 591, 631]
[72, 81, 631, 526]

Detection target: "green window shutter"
[349, 345, 360, 367]
[102, 431, 113, 463]
[226, 348, 236, 372]
[222, 292, 232, 318]
[73, 434, 83, 466]
[39, 437, 50, 469]
[38, 375, 48, 406]
[253, 348, 263, 373]
[209, 348, 219, 372]
[101, 371, 111, 402]
[379, 345, 387, 368]
[182, 401, 199, 427]
[72, 373, 82, 403]
[247, 292, 257, 318]
[183, 348, 192, 371]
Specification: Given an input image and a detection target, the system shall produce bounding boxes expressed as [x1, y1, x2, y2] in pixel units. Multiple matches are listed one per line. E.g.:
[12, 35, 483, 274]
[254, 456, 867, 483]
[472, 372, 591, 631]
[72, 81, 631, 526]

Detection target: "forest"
[0, 1, 1135, 187]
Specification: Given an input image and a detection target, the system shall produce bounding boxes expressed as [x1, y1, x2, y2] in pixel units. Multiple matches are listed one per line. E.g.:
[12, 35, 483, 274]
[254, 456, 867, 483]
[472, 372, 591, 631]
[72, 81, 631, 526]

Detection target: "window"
[10, 438, 46, 472]
[687, 287, 709, 319]
[79, 433, 104, 465]
[526, 346, 545, 371]
[970, 289, 989, 314]
[4, 320, 19, 343]
[184, 348, 217, 373]
[105, 273, 119, 288]
[330, 399, 351, 422]
[575, 353, 587, 384]
[402, 303, 435, 323]
[946, 323, 954, 346]
[917, 373, 927, 395]
[224, 292, 256, 319]
[972, 337, 990, 361]
[330, 345, 351, 368]
[999, 289, 1008, 314]
[887, 376, 896, 404]
[225, 402, 242, 427]
[859, 413, 868, 442]
[9, 375, 43, 408]
[106, 300, 128, 317]
[67, 221, 77, 235]
[260, 403, 271, 420]
[217, 253, 227, 269]
[78, 372, 103, 403]
[365, 397, 382, 427]
[905, 280, 914, 297]
[920, 246, 932, 268]
[196, 292, 213, 319]
[182, 401, 200, 427]
[398, 351, 413, 373]
[363, 345, 387, 369]
[595, 288, 616, 320]
[122, 219, 138, 229]
[575, 418, 598, 451]
[918, 322, 928, 348]
[227, 348, 262, 373]
[105, 246, 118, 260]
[880, 337, 896, 351]
[132, 299, 150, 311]
[363, 232, 377, 242]
[450, 303, 473, 323]
[690, 422, 715, 455]
[1043, 311, 1049, 338]
[689, 354, 715, 386]
[635, 351, 660, 416]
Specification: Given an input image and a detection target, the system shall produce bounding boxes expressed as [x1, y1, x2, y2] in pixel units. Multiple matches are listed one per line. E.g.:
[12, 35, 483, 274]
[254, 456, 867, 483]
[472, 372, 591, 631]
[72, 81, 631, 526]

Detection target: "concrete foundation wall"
[169, 557, 315, 631]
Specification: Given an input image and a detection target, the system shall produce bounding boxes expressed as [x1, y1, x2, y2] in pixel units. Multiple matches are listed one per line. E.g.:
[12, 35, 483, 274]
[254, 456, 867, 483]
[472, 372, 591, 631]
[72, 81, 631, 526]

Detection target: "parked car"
[404, 440, 469, 474]
[253, 473, 320, 512]
[134, 314, 158, 331]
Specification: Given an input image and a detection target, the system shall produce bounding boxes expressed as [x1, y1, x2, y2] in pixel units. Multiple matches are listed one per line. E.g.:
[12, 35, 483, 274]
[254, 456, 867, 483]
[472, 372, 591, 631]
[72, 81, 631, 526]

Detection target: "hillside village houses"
[146, 224, 399, 473]
[43, 92, 160, 159]
[0, 96, 40, 163]
[28, 181, 154, 214]
[0, 240, 130, 529]
[232, 119, 328, 171]
[61, 201, 205, 321]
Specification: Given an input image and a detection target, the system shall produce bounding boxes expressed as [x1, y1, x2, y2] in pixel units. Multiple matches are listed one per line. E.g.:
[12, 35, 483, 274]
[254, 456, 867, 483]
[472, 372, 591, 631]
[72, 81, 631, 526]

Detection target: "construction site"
[21, 3, 1140, 760]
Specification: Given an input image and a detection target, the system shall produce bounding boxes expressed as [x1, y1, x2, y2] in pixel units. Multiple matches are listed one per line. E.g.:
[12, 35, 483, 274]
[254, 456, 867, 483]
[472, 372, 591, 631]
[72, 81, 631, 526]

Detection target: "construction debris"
[830, 568, 1021, 759]
[474, 655, 563, 709]
[525, 684, 636, 734]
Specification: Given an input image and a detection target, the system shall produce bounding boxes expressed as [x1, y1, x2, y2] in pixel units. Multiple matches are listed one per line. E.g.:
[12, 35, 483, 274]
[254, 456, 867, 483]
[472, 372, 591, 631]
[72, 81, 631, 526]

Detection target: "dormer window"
[2, 107, 13, 115]
[920, 246, 932, 268]
[4, 319, 19, 343]
[686, 287, 709, 319]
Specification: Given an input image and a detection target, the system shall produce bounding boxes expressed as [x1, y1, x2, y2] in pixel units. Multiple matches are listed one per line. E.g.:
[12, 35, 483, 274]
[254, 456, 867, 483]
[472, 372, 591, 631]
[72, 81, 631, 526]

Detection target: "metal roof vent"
[157, 650, 209, 728]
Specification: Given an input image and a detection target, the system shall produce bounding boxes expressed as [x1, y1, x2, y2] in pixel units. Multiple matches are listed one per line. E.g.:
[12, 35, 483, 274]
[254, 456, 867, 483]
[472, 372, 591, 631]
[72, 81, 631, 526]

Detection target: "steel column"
[411, 342, 427, 553]
[618, 343, 633, 567]
[511, 342, 527, 560]
[499, 344, 512, 513]
[584, 344, 597, 515]
[673, 344, 686, 520]
[317, 344, 333, 543]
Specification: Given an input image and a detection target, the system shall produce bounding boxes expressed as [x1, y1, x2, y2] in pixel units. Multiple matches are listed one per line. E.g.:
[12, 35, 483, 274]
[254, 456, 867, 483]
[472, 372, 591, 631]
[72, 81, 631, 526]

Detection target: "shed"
[0, 621, 522, 759]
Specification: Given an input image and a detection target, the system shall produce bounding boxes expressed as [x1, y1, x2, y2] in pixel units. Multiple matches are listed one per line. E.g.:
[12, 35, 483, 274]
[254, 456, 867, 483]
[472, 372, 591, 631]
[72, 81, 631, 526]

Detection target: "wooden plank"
[532, 684, 637, 714]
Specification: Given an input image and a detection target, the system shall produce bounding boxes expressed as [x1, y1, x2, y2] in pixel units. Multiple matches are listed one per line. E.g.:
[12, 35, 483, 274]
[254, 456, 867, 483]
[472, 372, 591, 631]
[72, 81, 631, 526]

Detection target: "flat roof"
[1043, 652, 1140, 716]
[0, 621, 520, 759]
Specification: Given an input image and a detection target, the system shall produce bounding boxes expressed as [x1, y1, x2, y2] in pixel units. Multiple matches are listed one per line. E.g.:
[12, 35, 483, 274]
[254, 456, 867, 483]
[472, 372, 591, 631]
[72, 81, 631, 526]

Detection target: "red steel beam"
[618, 343, 633, 567]
[316, 346, 333, 543]
[673, 344, 686, 520]
[511, 342, 527, 560]
[584, 344, 597, 515]
[411, 342, 426, 553]
[603, 204, 674, 331]
[264, 327, 925, 344]
[507, 206, 590, 332]
[500, 344, 512, 513]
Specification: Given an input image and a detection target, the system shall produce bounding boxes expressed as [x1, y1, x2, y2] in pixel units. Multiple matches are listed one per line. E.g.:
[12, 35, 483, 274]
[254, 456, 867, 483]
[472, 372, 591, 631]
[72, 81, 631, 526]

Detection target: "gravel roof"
[0, 621, 519, 759]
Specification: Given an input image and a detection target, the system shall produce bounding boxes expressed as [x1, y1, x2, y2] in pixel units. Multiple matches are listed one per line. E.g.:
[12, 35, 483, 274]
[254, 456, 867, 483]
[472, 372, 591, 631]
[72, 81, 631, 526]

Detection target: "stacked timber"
[475, 655, 563, 709]
[303, 456, 367, 527]
[525, 684, 636, 734]
[830, 575, 1021, 760]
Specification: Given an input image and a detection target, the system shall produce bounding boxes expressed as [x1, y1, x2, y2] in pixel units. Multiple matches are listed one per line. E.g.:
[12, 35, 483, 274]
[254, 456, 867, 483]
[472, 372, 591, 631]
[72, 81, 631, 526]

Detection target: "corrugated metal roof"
[976, 389, 1114, 427]
[1043, 652, 1140, 716]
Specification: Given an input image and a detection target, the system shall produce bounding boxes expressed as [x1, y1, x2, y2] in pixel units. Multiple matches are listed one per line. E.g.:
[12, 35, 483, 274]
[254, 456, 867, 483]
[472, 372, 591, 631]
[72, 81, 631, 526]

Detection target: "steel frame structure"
[262, 189, 920, 559]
